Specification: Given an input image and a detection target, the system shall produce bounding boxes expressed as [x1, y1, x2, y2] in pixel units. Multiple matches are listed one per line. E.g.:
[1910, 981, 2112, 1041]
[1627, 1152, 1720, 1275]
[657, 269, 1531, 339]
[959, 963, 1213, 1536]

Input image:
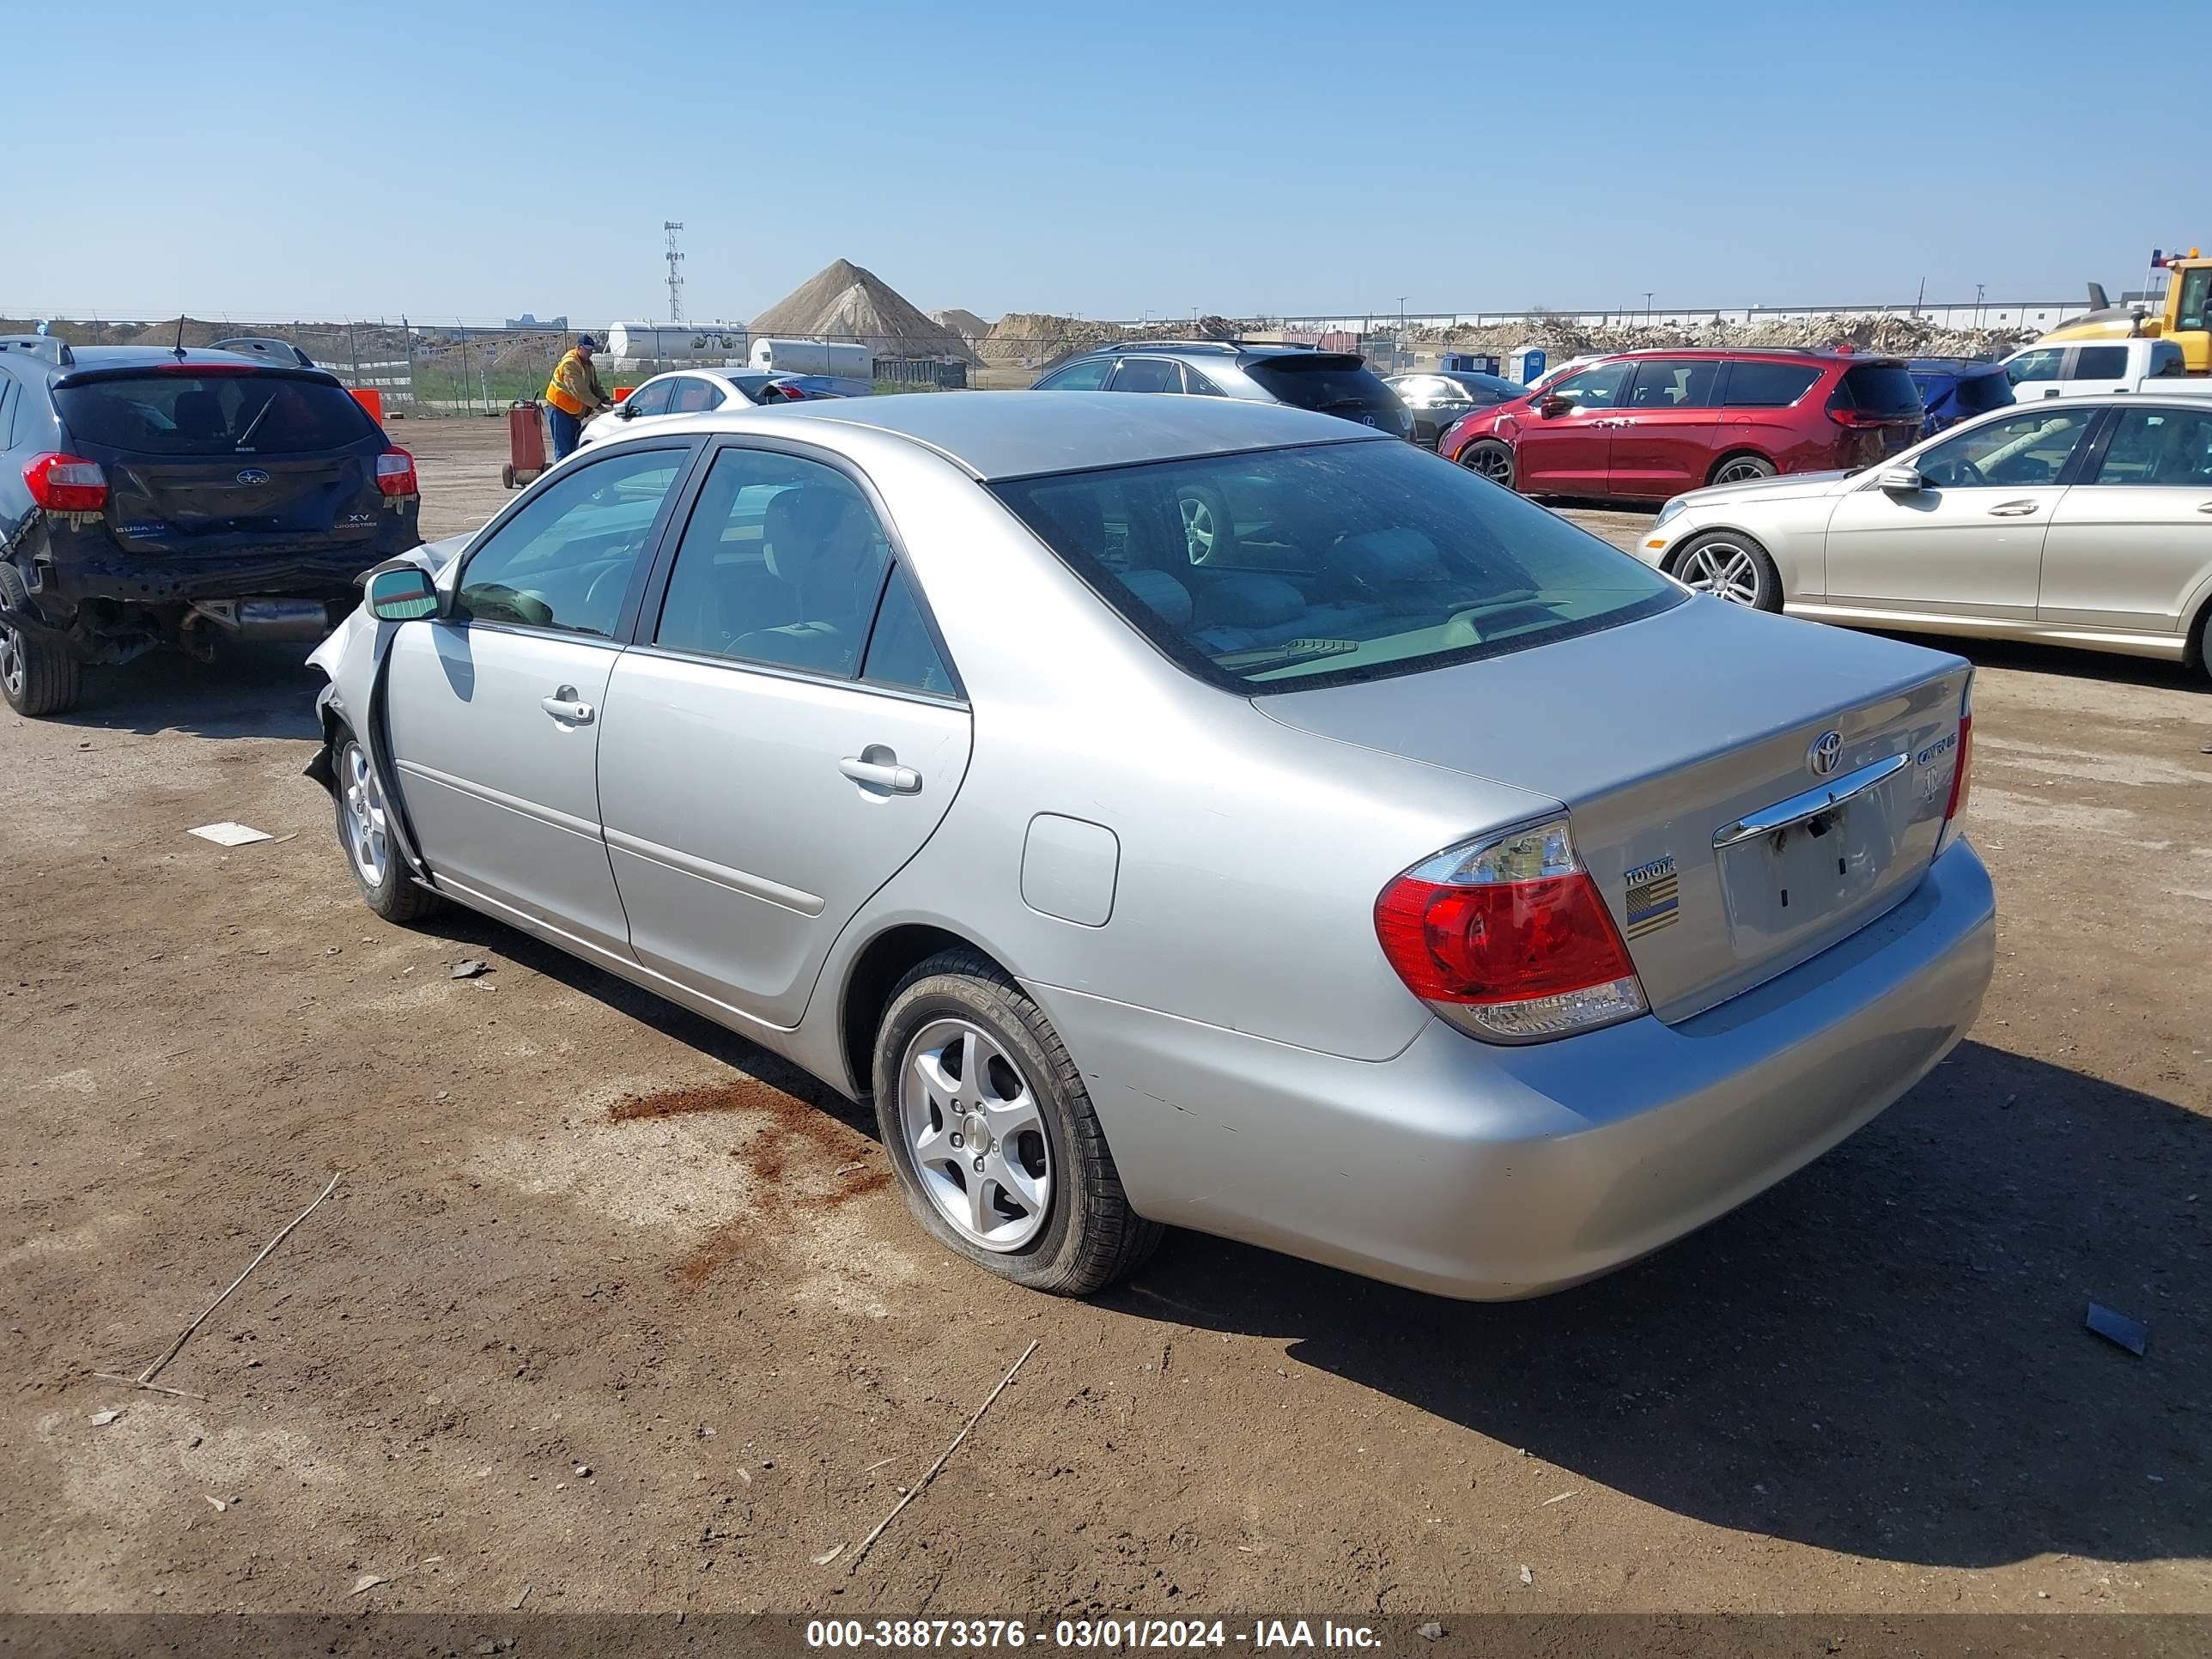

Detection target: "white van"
[2002, 337, 2190, 399]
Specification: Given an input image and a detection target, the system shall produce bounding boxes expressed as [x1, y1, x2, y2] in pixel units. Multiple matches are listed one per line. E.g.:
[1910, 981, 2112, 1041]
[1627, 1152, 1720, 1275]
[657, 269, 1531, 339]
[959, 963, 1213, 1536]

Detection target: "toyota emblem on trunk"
[235, 468, 270, 485]
[1808, 730, 1844, 777]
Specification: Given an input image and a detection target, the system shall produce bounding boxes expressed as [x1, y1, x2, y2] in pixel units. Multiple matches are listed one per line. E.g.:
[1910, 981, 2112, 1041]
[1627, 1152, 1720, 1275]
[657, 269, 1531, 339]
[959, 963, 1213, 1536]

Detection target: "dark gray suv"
[1031, 340, 1413, 441]
[0, 335, 420, 716]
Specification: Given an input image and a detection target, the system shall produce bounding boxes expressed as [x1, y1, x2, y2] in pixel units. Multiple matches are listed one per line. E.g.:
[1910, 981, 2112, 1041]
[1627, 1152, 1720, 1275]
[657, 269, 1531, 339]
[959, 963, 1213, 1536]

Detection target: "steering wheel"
[582, 561, 631, 623]
[1918, 453, 1983, 489]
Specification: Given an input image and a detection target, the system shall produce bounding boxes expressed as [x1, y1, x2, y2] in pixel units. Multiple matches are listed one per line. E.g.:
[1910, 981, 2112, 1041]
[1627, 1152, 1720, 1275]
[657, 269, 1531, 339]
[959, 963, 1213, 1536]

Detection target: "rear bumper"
[28, 523, 416, 610]
[1036, 839, 1996, 1299]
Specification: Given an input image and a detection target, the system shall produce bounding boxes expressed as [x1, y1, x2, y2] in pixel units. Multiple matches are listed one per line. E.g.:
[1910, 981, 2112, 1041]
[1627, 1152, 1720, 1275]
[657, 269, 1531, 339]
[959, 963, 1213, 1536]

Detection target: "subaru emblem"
[235, 468, 270, 486]
[1808, 730, 1844, 778]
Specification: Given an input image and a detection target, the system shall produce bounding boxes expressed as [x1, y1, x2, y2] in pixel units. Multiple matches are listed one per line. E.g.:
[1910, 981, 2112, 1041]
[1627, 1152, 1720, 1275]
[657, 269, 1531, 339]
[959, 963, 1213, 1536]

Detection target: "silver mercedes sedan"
[307, 392, 1994, 1300]
[1637, 392, 2212, 678]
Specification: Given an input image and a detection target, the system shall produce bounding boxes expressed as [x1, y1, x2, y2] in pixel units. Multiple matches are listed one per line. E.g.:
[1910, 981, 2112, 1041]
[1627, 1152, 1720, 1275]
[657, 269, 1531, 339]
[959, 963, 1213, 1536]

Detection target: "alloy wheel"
[0, 623, 23, 704]
[1676, 541, 1764, 606]
[342, 742, 391, 889]
[1470, 445, 1513, 483]
[898, 1018, 1053, 1251]
[1178, 493, 1218, 562]
[1713, 458, 1772, 484]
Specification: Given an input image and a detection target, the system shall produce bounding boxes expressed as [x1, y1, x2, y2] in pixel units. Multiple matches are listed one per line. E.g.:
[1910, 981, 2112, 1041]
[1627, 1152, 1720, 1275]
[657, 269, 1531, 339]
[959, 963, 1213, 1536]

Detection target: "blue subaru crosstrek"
[0, 335, 419, 716]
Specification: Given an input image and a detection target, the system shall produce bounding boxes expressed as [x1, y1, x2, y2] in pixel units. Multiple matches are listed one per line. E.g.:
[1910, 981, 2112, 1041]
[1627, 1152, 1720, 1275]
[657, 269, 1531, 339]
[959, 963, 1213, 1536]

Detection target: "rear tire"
[1669, 530, 1783, 611]
[0, 562, 82, 719]
[1460, 438, 1516, 489]
[873, 949, 1163, 1297]
[333, 726, 444, 923]
[1710, 452, 1777, 485]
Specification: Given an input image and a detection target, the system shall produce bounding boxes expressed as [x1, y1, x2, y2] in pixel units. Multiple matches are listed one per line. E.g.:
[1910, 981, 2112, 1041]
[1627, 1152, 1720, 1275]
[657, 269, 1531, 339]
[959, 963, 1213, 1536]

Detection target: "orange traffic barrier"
[350, 387, 384, 422]
[614, 386, 635, 403]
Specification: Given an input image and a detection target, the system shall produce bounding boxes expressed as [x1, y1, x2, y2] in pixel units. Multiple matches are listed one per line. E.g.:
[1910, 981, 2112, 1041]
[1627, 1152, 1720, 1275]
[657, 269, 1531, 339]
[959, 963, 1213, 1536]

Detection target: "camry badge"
[1808, 730, 1844, 778]
[235, 468, 271, 486]
[1623, 855, 1680, 940]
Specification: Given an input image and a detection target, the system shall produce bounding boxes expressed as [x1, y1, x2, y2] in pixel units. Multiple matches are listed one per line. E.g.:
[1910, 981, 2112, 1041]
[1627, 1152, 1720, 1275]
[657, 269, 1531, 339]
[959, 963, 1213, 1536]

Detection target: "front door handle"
[1985, 500, 2040, 517]
[2197, 501, 2212, 514]
[541, 685, 595, 725]
[840, 755, 921, 793]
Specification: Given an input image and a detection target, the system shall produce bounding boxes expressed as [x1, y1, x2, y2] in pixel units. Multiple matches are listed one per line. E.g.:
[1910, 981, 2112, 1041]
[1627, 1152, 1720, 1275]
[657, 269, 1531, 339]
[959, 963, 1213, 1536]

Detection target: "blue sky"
[13, 0, 2202, 325]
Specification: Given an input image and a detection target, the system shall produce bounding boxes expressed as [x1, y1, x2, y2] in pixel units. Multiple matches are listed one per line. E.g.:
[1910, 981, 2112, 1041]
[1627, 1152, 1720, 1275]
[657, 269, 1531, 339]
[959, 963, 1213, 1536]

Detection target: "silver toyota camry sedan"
[307, 392, 1995, 1300]
[1637, 392, 2212, 677]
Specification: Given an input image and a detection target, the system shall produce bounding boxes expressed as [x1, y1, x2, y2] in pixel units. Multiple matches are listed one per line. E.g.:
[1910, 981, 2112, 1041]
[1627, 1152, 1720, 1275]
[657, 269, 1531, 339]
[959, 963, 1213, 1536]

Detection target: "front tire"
[0, 562, 82, 719]
[1459, 438, 1516, 489]
[1670, 530, 1783, 611]
[873, 950, 1162, 1296]
[333, 727, 444, 922]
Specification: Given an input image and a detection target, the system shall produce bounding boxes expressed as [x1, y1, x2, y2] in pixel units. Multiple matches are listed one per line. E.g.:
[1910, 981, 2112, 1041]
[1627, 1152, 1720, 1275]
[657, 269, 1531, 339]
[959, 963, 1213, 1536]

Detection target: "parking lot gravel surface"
[3, 416, 2206, 1615]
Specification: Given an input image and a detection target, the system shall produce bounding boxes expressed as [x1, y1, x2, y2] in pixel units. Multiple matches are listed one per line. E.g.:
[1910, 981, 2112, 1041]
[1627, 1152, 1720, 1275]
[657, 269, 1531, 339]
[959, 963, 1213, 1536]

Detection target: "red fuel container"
[504, 400, 550, 489]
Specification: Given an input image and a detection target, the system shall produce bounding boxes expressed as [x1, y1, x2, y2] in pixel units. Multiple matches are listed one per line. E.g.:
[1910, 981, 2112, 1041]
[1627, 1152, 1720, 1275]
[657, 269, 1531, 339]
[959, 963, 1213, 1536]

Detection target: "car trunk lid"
[101, 453, 380, 552]
[1256, 598, 1971, 1023]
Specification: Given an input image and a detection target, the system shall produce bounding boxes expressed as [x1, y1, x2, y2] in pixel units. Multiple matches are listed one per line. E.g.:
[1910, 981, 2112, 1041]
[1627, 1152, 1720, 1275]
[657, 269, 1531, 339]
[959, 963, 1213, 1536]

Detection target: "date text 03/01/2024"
[805, 1619, 1384, 1650]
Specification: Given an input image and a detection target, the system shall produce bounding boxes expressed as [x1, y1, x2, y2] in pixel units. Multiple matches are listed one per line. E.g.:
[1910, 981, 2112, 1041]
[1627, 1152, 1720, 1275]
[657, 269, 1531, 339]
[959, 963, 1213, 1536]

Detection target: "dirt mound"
[978, 313, 1247, 368]
[1412, 311, 2032, 361]
[752, 259, 977, 363]
[930, 307, 994, 343]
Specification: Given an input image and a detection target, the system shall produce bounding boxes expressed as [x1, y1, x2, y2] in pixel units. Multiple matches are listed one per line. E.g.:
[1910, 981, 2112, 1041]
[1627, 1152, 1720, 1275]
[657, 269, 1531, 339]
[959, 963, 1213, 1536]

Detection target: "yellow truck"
[2038, 250, 2211, 372]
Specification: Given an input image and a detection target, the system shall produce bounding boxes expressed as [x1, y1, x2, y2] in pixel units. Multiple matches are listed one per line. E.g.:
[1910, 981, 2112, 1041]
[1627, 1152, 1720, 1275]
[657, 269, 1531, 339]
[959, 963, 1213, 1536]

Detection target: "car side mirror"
[1874, 465, 1926, 495]
[1539, 395, 1570, 419]
[617, 399, 639, 419]
[364, 562, 441, 622]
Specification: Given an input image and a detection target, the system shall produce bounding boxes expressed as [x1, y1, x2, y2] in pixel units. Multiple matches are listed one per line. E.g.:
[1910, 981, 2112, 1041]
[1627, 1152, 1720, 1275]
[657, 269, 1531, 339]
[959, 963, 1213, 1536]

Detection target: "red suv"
[1436, 348, 1924, 501]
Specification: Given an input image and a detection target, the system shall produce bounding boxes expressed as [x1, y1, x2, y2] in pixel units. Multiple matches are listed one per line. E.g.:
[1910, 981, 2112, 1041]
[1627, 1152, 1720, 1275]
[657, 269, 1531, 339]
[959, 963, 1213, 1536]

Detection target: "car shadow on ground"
[1865, 629, 2205, 696]
[1100, 1040, 2209, 1571]
[43, 643, 323, 741]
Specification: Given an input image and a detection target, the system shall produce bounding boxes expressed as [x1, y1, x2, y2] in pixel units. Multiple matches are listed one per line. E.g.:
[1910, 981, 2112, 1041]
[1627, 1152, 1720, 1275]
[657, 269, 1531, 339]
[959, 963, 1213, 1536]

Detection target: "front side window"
[994, 440, 1682, 693]
[1540, 362, 1632, 410]
[1626, 359, 1720, 410]
[2005, 349, 2063, 386]
[456, 447, 686, 635]
[1913, 408, 2095, 489]
[2072, 345, 2130, 380]
[623, 380, 676, 417]
[2176, 267, 2210, 335]
[2092, 407, 2212, 487]
[1035, 358, 1111, 391]
[653, 447, 890, 677]
[1720, 362, 1820, 407]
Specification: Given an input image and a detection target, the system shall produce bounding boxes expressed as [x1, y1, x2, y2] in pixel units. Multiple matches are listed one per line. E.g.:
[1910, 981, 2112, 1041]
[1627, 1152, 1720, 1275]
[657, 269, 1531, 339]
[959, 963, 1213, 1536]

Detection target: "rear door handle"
[1986, 500, 2039, 517]
[541, 686, 595, 725]
[2197, 501, 2212, 514]
[840, 756, 921, 793]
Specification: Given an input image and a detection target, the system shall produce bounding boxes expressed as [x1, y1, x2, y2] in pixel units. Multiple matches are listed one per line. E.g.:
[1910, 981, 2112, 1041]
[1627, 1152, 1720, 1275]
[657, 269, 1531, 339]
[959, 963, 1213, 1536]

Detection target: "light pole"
[1644, 291, 1655, 325]
[1974, 283, 1986, 330]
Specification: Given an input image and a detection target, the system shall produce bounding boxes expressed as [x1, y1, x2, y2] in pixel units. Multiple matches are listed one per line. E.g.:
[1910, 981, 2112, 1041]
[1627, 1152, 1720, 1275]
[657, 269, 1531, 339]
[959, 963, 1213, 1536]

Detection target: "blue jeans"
[547, 405, 582, 461]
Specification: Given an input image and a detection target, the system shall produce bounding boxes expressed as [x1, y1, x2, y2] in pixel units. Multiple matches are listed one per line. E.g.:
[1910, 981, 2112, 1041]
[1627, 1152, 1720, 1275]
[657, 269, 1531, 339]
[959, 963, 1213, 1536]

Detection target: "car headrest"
[763, 486, 866, 580]
[1193, 572, 1303, 629]
[1115, 568, 1193, 628]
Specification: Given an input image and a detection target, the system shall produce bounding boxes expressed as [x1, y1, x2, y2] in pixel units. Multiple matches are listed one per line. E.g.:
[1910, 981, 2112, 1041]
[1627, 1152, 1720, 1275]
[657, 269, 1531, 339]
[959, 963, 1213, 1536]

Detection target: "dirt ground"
[3, 416, 2207, 1618]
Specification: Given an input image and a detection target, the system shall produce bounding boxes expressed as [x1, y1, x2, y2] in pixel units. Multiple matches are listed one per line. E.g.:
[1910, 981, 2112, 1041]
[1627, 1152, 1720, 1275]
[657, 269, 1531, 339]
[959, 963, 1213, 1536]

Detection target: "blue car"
[1907, 357, 2014, 437]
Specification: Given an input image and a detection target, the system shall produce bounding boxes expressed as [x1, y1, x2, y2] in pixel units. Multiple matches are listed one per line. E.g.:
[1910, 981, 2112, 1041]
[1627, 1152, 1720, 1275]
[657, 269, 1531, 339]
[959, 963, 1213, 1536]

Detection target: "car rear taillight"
[1827, 406, 1894, 429]
[1374, 818, 1649, 1043]
[1940, 686, 1973, 850]
[374, 447, 417, 498]
[23, 453, 109, 512]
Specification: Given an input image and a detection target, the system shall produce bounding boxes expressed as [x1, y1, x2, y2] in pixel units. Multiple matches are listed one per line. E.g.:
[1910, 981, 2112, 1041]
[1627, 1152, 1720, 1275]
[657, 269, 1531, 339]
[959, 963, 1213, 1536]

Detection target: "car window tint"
[1721, 362, 1820, 406]
[2005, 349, 2063, 385]
[52, 374, 375, 455]
[2151, 342, 2188, 378]
[623, 380, 675, 417]
[994, 440, 1682, 694]
[667, 377, 722, 413]
[654, 447, 890, 677]
[1626, 359, 1720, 410]
[1915, 409, 2095, 489]
[1183, 368, 1227, 396]
[1111, 358, 1182, 393]
[1545, 362, 1633, 410]
[1957, 372, 2014, 416]
[2092, 407, 2212, 487]
[0, 379, 15, 448]
[861, 563, 958, 696]
[1036, 359, 1110, 391]
[456, 447, 684, 635]
[2072, 345, 2130, 380]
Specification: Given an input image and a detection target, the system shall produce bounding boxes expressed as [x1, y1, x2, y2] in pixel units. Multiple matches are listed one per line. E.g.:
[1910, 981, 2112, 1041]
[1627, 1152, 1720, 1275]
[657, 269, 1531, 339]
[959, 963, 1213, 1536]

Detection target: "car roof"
[1908, 356, 2005, 373]
[1595, 346, 1899, 365]
[713, 389, 1389, 479]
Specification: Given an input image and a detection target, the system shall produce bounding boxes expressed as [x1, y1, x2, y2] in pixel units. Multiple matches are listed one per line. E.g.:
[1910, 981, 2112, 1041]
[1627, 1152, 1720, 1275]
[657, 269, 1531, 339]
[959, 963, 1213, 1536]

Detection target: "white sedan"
[579, 367, 816, 447]
[1634, 393, 2212, 677]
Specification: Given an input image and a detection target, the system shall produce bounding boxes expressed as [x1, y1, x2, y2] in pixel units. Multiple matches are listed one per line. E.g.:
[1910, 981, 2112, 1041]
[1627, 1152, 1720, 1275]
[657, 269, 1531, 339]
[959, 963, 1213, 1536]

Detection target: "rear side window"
[1110, 358, 1183, 394]
[1721, 362, 1820, 407]
[993, 439, 1682, 694]
[1625, 359, 1721, 410]
[1243, 355, 1402, 415]
[2092, 407, 2212, 486]
[1832, 364, 1923, 418]
[2072, 345, 2130, 380]
[54, 373, 375, 456]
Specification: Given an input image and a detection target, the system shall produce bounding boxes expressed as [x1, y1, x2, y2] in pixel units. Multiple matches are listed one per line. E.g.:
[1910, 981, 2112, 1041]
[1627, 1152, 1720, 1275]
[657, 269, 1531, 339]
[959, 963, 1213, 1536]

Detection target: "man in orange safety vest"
[543, 335, 613, 461]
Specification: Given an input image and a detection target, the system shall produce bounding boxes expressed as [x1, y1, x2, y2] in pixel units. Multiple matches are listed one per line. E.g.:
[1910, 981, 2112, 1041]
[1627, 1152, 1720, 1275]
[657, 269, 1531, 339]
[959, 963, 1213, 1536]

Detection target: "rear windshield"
[1832, 363, 1924, 419]
[1244, 354, 1404, 414]
[55, 373, 376, 456]
[993, 439, 1683, 693]
[1955, 372, 2014, 415]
